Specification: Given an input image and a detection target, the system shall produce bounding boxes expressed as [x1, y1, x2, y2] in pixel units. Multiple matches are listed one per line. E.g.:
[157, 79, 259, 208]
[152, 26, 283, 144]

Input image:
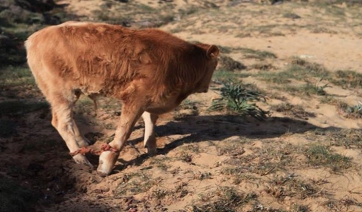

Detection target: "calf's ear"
[207, 45, 219, 58]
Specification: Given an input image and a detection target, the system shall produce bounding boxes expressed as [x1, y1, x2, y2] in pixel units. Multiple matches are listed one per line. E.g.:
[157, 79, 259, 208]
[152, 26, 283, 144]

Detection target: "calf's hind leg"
[142, 111, 159, 155]
[72, 119, 91, 147]
[71, 91, 92, 147]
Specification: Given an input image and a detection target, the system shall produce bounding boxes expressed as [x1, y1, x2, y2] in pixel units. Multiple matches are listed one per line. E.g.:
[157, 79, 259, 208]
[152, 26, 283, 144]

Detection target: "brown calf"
[25, 21, 219, 176]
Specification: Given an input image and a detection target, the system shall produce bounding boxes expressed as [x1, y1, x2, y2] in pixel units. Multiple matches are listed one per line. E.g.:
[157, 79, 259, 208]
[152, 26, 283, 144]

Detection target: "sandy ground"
[1, 0, 362, 211]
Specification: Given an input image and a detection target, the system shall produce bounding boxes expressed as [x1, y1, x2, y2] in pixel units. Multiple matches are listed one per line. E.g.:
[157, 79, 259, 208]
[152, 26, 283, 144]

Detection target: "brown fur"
[25, 21, 219, 175]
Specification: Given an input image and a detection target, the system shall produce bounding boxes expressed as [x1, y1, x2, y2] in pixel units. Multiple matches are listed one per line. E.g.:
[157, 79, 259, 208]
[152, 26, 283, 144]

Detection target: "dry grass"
[1, 1, 362, 211]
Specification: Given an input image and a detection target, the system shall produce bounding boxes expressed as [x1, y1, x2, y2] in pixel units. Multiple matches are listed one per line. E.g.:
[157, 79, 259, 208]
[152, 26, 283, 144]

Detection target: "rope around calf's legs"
[69, 143, 119, 156]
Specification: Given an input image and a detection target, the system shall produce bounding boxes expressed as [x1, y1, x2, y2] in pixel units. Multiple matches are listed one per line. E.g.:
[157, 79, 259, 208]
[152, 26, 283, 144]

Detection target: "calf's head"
[194, 44, 219, 93]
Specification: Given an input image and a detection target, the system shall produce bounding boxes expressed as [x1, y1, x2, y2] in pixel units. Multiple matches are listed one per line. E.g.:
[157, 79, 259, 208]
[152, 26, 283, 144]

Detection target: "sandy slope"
[1, 0, 362, 211]
[171, 32, 362, 71]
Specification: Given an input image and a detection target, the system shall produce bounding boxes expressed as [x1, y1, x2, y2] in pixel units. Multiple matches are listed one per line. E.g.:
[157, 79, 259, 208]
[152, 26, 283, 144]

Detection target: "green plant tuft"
[306, 145, 352, 172]
[210, 82, 269, 120]
[336, 101, 362, 119]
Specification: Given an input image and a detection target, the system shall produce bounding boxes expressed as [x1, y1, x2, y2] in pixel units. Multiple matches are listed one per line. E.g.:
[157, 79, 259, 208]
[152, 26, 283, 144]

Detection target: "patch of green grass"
[114, 171, 158, 197]
[194, 187, 257, 212]
[212, 69, 249, 83]
[256, 71, 292, 84]
[326, 129, 362, 149]
[322, 197, 362, 211]
[178, 99, 199, 110]
[178, 151, 193, 163]
[283, 12, 301, 20]
[235, 32, 252, 38]
[320, 95, 338, 104]
[174, 100, 199, 120]
[0, 20, 36, 66]
[181, 143, 200, 153]
[97, 97, 122, 112]
[336, 101, 362, 119]
[152, 188, 168, 200]
[210, 82, 268, 120]
[219, 55, 246, 71]
[231, 173, 258, 185]
[220, 166, 245, 176]
[74, 96, 95, 113]
[93, 1, 175, 27]
[311, 26, 337, 34]
[257, 58, 329, 85]
[291, 204, 310, 212]
[215, 137, 250, 157]
[252, 161, 281, 176]
[0, 66, 35, 86]
[174, 182, 189, 198]
[313, 0, 362, 7]
[217, 45, 233, 54]
[312, 81, 330, 96]
[223, 151, 283, 176]
[139, 4, 156, 12]
[268, 175, 320, 201]
[250, 63, 276, 71]
[178, 5, 200, 16]
[0, 100, 49, 117]
[159, 13, 175, 25]
[195, 172, 212, 180]
[283, 82, 328, 96]
[323, 199, 340, 211]
[0, 176, 40, 212]
[289, 57, 328, 75]
[249, 24, 278, 36]
[324, 5, 346, 19]
[149, 156, 171, 171]
[217, 144, 246, 156]
[92, 9, 120, 23]
[270, 103, 315, 119]
[237, 47, 277, 60]
[338, 197, 362, 209]
[306, 145, 352, 172]
[285, 59, 327, 79]
[329, 70, 362, 89]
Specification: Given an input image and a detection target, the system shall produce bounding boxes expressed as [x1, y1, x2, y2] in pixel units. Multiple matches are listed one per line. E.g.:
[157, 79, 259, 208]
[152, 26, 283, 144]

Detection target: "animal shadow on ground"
[113, 114, 341, 172]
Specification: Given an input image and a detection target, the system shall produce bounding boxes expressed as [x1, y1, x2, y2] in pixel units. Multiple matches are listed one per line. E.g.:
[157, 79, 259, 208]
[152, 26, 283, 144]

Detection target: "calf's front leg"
[97, 104, 144, 176]
[51, 95, 92, 167]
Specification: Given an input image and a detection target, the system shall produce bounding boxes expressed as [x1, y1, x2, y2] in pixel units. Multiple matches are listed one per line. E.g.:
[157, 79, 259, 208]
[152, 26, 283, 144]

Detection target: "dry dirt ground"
[1, 0, 362, 211]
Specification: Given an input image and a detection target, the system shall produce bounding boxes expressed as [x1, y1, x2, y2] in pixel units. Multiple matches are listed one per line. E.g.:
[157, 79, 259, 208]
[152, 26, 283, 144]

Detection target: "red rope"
[69, 143, 119, 156]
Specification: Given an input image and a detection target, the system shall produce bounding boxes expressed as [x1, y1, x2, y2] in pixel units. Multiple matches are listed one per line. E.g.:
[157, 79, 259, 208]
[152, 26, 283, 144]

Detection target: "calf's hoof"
[73, 154, 93, 167]
[147, 146, 157, 156]
[97, 151, 119, 177]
